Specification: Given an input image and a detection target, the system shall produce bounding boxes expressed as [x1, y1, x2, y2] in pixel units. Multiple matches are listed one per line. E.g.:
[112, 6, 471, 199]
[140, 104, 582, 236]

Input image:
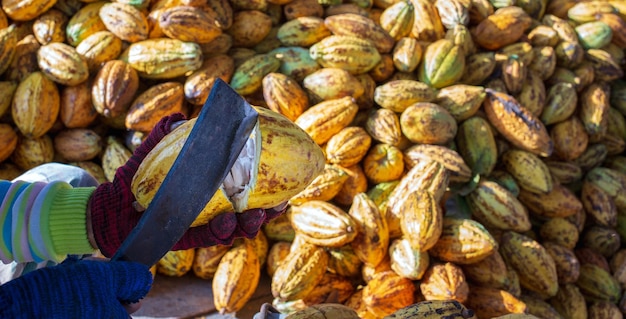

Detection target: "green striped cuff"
[46, 186, 97, 258]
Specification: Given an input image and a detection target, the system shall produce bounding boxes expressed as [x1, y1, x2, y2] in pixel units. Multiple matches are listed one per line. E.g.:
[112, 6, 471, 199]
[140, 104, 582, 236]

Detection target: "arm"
[0, 257, 152, 318]
[0, 113, 287, 264]
[0, 179, 96, 263]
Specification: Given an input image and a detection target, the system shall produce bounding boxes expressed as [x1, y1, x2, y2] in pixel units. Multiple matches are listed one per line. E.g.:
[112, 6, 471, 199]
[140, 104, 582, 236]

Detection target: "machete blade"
[111, 78, 258, 267]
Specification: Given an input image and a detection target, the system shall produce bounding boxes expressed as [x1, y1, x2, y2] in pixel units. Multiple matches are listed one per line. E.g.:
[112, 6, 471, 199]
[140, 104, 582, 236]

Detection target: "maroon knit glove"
[171, 204, 287, 250]
[90, 113, 188, 257]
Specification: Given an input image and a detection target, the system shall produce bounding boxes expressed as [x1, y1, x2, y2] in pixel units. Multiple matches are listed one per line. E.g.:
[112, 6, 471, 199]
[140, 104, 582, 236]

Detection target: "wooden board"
[133, 272, 274, 319]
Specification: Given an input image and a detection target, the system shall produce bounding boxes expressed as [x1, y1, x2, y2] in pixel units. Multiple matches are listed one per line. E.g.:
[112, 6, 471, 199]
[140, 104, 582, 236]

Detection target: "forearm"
[0, 180, 97, 264]
[0, 257, 153, 318]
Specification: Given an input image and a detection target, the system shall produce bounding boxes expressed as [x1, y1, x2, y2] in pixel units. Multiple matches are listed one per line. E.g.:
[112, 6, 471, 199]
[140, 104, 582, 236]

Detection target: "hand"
[89, 114, 289, 257]
[171, 203, 288, 250]
[89, 113, 188, 257]
[0, 257, 152, 318]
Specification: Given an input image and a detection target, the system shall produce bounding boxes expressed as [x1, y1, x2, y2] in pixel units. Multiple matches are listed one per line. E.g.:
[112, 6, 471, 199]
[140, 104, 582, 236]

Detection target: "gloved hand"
[171, 204, 287, 250]
[0, 257, 152, 318]
[89, 113, 288, 257]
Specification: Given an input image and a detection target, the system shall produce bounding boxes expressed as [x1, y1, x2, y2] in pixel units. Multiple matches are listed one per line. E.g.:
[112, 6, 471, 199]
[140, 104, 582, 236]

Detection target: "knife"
[111, 78, 259, 267]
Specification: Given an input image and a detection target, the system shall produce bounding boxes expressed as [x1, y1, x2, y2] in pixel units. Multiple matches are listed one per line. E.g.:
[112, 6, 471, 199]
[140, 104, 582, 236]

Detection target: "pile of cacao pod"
[1, 0, 626, 317]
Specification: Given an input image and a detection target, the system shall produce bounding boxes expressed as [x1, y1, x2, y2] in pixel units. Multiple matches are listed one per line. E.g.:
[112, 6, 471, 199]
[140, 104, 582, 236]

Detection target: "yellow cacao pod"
[11, 135, 54, 170]
[65, 2, 108, 47]
[263, 213, 295, 242]
[461, 250, 509, 290]
[295, 96, 359, 145]
[502, 149, 553, 194]
[230, 53, 281, 96]
[517, 181, 583, 218]
[120, 38, 202, 79]
[363, 143, 405, 183]
[92, 60, 139, 119]
[158, 5, 222, 44]
[568, 1, 617, 24]
[53, 128, 102, 162]
[32, 9, 67, 45]
[419, 262, 469, 303]
[75, 30, 123, 73]
[271, 241, 329, 301]
[11, 71, 60, 139]
[434, 0, 469, 29]
[213, 241, 260, 314]
[460, 52, 496, 85]
[37, 42, 89, 86]
[2, 0, 56, 21]
[542, 241, 580, 284]
[373, 79, 435, 113]
[301, 272, 355, 305]
[400, 102, 457, 145]
[334, 164, 368, 206]
[472, 6, 532, 50]
[184, 54, 235, 106]
[276, 16, 330, 47]
[466, 179, 531, 232]
[266, 241, 290, 278]
[101, 136, 131, 182]
[132, 106, 325, 226]
[0, 124, 18, 163]
[549, 283, 588, 319]
[465, 285, 527, 319]
[385, 160, 449, 238]
[409, 0, 445, 42]
[433, 84, 485, 122]
[418, 39, 465, 89]
[227, 10, 272, 48]
[324, 13, 395, 54]
[202, 0, 232, 29]
[500, 231, 559, 299]
[288, 200, 357, 247]
[429, 217, 498, 265]
[262, 72, 309, 122]
[0, 81, 17, 117]
[392, 37, 423, 73]
[192, 244, 230, 280]
[379, 0, 414, 41]
[349, 193, 389, 268]
[5, 35, 39, 83]
[550, 116, 589, 161]
[325, 126, 372, 167]
[99, 2, 148, 43]
[326, 245, 362, 278]
[309, 35, 381, 74]
[400, 190, 443, 252]
[402, 143, 472, 184]
[518, 295, 562, 319]
[157, 248, 195, 277]
[483, 89, 552, 157]
[288, 164, 349, 206]
[389, 237, 430, 280]
[363, 271, 415, 317]
[125, 82, 185, 132]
